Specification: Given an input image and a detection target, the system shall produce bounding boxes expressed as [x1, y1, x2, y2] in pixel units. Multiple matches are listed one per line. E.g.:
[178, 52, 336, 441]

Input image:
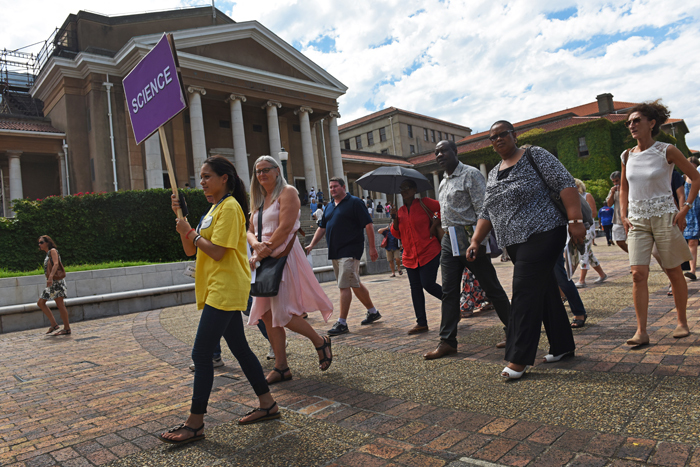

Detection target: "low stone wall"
[0, 226, 393, 334]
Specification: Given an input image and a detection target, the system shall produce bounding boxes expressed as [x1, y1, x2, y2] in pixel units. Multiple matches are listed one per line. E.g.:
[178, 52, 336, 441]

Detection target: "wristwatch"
[683, 201, 692, 208]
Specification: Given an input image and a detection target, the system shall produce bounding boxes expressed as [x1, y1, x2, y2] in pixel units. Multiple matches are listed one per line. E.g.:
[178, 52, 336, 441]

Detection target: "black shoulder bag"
[524, 147, 594, 228]
[249, 201, 296, 297]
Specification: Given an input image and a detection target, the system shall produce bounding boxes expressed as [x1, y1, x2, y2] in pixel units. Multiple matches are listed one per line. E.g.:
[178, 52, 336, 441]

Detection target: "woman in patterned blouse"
[466, 121, 586, 379]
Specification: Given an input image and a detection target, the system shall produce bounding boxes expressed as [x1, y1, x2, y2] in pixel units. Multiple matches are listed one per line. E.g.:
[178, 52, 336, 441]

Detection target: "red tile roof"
[339, 107, 470, 132]
[0, 119, 64, 134]
[341, 149, 413, 166]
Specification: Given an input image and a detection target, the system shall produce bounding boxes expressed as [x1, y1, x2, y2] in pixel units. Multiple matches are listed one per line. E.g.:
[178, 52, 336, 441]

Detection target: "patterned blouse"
[480, 146, 575, 248]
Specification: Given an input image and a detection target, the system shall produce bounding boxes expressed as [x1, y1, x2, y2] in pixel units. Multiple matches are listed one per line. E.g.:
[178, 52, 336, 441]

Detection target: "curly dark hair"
[626, 99, 670, 137]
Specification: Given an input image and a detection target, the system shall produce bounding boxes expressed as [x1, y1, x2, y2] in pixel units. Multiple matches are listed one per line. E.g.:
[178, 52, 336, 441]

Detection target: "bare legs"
[37, 297, 70, 333]
[689, 239, 698, 275]
[260, 311, 330, 383]
[339, 284, 375, 321]
[630, 265, 650, 342]
[388, 258, 396, 276]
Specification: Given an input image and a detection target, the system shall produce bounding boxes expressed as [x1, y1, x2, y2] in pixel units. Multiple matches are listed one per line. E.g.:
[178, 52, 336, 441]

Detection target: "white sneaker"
[594, 274, 608, 283]
[266, 340, 288, 360]
[189, 357, 225, 371]
[574, 282, 586, 288]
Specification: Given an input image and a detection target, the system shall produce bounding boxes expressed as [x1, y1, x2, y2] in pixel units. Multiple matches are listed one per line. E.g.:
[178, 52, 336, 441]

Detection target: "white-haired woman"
[574, 179, 607, 288]
[247, 156, 334, 384]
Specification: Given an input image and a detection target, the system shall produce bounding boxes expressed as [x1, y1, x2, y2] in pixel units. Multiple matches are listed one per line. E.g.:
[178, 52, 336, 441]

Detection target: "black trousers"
[439, 230, 510, 348]
[505, 226, 575, 365]
[603, 224, 613, 244]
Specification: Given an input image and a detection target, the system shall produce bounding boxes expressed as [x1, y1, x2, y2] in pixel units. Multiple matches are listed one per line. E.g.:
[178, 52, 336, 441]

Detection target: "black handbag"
[249, 202, 296, 297]
[524, 147, 594, 228]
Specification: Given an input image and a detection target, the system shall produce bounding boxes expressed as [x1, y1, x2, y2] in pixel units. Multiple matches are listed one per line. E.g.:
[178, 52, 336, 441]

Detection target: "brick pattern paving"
[2, 244, 700, 466]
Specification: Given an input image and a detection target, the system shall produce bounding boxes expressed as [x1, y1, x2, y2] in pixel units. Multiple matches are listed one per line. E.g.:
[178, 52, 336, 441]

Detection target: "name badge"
[200, 216, 213, 230]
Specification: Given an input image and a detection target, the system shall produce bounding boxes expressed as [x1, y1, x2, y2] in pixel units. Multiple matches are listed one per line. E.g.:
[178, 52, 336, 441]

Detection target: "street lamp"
[279, 148, 289, 181]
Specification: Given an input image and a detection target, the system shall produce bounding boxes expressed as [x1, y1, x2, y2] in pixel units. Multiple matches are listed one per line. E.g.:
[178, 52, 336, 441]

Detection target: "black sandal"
[54, 329, 71, 336]
[46, 324, 60, 334]
[267, 367, 292, 384]
[571, 316, 587, 328]
[315, 335, 333, 371]
[159, 423, 205, 445]
[238, 401, 281, 425]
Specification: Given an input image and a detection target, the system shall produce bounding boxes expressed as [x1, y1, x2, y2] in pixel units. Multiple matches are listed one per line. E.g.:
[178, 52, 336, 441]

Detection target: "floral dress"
[40, 251, 68, 300]
[460, 268, 487, 313]
[684, 177, 700, 240]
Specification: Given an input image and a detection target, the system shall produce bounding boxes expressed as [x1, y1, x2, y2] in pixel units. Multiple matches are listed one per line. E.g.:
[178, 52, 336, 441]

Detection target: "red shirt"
[390, 197, 441, 269]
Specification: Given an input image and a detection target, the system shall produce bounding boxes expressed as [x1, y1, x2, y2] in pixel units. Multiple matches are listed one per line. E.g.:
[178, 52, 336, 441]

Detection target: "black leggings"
[191, 305, 269, 414]
[505, 226, 575, 365]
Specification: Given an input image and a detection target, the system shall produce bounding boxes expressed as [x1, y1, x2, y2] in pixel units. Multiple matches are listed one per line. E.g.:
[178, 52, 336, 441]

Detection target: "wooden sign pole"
[158, 126, 183, 219]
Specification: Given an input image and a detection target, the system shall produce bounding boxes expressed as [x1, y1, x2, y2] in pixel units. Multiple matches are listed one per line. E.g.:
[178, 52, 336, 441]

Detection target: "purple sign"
[123, 34, 187, 145]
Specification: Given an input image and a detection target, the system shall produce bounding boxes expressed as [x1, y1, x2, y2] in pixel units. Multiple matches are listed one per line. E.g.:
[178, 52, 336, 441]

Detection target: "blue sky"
[2, 0, 700, 149]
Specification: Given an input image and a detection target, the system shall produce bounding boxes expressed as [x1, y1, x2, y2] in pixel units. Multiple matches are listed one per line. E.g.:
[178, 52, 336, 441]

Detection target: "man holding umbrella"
[306, 177, 381, 335]
[424, 140, 510, 359]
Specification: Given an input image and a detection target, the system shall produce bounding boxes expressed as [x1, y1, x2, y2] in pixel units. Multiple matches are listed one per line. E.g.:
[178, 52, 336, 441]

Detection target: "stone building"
[1, 6, 347, 214]
[338, 107, 471, 158]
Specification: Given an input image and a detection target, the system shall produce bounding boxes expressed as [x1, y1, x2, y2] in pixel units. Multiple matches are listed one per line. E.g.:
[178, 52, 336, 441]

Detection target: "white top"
[622, 141, 676, 219]
[314, 208, 323, 220]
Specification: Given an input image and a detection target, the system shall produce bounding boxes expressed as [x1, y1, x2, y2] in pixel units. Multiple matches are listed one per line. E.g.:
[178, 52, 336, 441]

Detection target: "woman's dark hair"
[689, 156, 699, 167]
[203, 155, 250, 229]
[404, 179, 417, 189]
[626, 99, 670, 137]
[39, 235, 57, 250]
[490, 120, 515, 132]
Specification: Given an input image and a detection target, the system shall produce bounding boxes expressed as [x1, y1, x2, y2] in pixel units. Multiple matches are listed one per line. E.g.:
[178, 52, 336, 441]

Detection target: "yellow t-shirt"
[195, 196, 251, 311]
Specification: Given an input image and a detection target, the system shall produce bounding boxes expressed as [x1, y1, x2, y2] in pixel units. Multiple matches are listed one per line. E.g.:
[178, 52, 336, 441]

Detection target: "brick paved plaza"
[2, 244, 700, 466]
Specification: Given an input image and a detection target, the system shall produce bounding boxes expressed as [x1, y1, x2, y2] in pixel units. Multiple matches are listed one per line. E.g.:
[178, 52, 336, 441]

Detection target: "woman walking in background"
[683, 156, 700, 281]
[161, 156, 278, 445]
[621, 100, 699, 345]
[37, 235, 71, 335]
[574, 179, 607, 287]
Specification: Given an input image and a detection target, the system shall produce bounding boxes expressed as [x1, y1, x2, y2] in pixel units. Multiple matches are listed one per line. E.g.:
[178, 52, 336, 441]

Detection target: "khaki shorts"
[628, 211, 692, 268]
[332, 257, 361, 288]
[612, 224, 627, 242]
[385, 249, 399, 262]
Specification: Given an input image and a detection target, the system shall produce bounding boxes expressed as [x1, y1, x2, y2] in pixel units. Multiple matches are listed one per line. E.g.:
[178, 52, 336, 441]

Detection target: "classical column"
[295, 106, 318, 192]
[263, 101, 282, 163]
[144, 133, 164, 189]
[7, 150, 22, 216]
[432, 171, 441, 198]
[226, 94, 250, 190]
[480, 163, 488, 180]
[57, 152, 68, 196]
[187, 86, 207, 181]
[328, 112, 344, 177]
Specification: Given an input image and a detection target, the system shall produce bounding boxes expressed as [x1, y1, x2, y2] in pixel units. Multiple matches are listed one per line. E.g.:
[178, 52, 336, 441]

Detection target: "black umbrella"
[355, 166, 434, 194]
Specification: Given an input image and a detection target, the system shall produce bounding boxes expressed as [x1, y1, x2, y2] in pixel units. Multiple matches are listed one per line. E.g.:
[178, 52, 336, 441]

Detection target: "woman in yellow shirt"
[160, 156, 278, 445]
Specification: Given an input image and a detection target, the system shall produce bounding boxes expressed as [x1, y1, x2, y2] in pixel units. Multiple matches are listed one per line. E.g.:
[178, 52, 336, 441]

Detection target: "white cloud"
[3, 0, 700, 149]
[229, 0, 700, 149]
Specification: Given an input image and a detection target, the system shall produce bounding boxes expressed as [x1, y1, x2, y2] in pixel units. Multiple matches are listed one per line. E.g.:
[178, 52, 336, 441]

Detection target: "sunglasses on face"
[255, 167, 276, 175]
[625, 117, 642, 128]
[489, 130, 512, 142]
[38, 241, 45, 245]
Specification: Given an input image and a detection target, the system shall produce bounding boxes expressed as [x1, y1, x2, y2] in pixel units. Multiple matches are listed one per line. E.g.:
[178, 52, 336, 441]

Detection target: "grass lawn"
[0, 260, 168, 279]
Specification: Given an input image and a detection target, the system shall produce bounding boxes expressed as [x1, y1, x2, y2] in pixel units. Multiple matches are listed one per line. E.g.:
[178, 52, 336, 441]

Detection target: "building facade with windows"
[338, 107, 471, 158]
[1, 7, 347, 214]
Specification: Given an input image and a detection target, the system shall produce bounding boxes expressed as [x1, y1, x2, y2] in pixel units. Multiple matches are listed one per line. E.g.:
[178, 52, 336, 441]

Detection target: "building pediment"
[32, 21, 346, 102]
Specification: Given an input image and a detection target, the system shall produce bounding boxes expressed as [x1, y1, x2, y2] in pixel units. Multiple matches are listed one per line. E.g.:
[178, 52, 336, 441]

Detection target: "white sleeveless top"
[622, 141, 676, 219]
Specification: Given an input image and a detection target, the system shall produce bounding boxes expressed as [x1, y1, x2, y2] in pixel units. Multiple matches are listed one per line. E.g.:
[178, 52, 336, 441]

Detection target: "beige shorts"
[612, 224, 627, 242]
[628, 211, 692, 268]
[385, 249, 399, 262]
[332, 257, 361, 288]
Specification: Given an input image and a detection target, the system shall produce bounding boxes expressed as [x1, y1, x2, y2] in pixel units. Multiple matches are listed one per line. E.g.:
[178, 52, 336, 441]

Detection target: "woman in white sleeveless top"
[621, 100, 700, 345]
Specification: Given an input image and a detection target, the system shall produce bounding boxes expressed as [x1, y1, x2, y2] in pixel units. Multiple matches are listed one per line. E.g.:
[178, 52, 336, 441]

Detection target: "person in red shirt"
[390, 180, 442, 334]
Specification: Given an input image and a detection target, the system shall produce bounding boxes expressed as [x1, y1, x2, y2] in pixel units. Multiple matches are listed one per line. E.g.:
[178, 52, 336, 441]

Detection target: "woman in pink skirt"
[248, 155, 334, 384]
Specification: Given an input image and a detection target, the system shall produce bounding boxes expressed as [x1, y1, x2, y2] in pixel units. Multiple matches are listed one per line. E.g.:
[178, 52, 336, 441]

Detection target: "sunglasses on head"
[624, 117, 642, 128]
[489, 130, 512, 142]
